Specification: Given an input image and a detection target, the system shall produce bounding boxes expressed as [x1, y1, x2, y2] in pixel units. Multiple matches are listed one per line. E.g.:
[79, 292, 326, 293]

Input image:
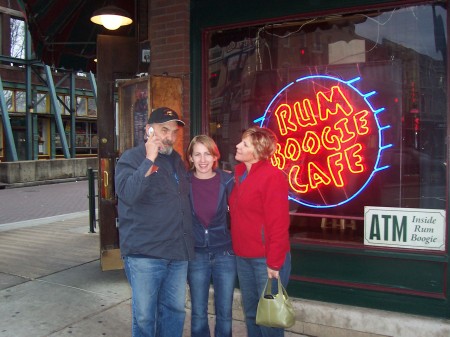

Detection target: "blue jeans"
[187, 250, 237, 337]
[236, 253, 291, 337]
[123, 256, 188, 337]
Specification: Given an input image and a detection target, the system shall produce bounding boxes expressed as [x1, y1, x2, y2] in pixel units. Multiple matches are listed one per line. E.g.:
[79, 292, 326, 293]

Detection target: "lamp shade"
[90, 5, 133, 30]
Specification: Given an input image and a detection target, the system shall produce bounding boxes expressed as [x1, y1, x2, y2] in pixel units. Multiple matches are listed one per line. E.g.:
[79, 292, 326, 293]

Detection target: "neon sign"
[255, 75, 391, 208]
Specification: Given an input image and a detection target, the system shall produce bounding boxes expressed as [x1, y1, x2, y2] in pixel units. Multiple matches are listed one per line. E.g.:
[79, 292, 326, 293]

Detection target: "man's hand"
[145, 126, 161, 162]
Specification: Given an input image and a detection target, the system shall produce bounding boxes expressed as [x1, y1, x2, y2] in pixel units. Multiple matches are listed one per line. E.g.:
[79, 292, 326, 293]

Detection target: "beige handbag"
[256, 277, 295, 328]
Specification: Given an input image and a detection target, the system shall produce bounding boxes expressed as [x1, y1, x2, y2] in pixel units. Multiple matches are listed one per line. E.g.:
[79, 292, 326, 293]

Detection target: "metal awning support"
[69, 72, 76, 158]
[44, 65, 70, 158]
[25, 23, 35, 160]
[0, 76, 19, 161]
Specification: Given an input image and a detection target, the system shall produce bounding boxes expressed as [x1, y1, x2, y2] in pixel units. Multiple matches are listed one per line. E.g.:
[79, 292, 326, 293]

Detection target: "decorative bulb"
[91, 6, 132, 30]
[100, 15, 123, 30]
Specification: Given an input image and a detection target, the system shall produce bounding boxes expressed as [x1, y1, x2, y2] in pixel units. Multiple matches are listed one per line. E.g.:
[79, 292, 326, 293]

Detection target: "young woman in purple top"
[187, 135, 236, 337]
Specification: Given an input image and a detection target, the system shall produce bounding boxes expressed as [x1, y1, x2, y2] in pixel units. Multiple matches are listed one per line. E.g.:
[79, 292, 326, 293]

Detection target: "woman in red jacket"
[229, 126, 291, 337]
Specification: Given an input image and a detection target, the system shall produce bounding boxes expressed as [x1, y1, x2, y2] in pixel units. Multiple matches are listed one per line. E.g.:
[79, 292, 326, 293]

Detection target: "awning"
[17, 0, 135, 73]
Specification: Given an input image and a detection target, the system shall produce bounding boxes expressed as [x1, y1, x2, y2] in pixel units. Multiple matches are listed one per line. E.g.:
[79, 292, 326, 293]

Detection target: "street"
[0, 180, 92, 225]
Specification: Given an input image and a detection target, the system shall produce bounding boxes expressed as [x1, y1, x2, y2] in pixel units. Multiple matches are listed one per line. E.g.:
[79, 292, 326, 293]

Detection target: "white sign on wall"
[364, 206, 446, 251]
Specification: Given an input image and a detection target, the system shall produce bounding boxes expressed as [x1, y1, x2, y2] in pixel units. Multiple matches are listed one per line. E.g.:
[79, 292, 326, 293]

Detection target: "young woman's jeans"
[187, 249, 237, 337]
[123, 255, 188, 337]
[236, 253, 292, 337]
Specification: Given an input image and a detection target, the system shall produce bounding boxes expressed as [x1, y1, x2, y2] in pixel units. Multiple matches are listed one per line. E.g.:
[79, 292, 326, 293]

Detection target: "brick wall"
[148, 0, 191, 146]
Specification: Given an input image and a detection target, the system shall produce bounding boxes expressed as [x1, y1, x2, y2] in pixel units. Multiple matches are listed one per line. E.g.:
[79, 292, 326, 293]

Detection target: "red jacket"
[230, 160, 290, 270]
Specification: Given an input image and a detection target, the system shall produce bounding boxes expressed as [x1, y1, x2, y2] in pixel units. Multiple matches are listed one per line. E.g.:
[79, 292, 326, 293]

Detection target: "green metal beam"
[0, 76, 19, 161]
[32, 114, 38, 158]
[25, 24, 34, 160]
[44, 65, 70, 158]
[70, 72, 76, 158]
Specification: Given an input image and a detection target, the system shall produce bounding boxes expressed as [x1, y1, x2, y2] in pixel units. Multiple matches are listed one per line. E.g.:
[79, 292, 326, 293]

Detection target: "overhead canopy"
[17, 0, 135, 73]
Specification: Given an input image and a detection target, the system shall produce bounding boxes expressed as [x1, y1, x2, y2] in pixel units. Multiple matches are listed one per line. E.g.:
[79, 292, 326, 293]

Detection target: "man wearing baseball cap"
[115, 107, 194, 337]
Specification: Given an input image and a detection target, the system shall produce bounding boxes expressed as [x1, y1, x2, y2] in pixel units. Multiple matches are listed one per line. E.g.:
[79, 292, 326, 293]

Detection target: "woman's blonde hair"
[186, 134, 220, 171]
[242, 126, 277, 160]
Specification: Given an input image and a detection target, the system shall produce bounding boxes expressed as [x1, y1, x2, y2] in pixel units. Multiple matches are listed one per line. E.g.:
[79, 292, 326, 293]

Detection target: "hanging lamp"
[90, 5, 133, 30]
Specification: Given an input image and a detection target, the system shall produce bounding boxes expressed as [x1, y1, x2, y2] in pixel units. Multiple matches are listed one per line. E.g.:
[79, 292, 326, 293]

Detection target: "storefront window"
[36, 93, 47, 113]
[87, 97, 97, 116]
[89, 122, 98, 149]
[206, 3, 447, 246]
[38, 119, 49, 155]
[10, 17, 25, 59]
[76, 121, 88, 147]
[76, 96, 87, 116]
[4, 90, 13, 111]
[11, 118, 26, 160]
[58, 95, 67, 115]
[15, 91, 25, 112]
[74, 121, 97, 154]
[65, 96, 71, 115]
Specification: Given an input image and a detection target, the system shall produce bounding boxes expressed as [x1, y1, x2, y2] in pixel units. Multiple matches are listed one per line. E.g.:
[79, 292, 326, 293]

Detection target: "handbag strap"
[262, 277, 289, 299]
[278, 277, 290, 299]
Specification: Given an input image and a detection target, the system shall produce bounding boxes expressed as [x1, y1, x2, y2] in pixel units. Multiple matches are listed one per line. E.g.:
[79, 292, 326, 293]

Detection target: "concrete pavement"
[0, 213, 306, 337]
[1, 182, 450, 337]
[0, 181, 305, 337]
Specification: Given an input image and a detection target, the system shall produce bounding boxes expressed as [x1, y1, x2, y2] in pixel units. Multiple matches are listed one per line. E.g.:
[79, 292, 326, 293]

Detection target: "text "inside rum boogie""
[364, 207, 445, 251]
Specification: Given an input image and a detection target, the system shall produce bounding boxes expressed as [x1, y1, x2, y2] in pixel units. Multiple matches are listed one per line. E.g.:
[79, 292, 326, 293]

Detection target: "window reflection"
[36, 93, 47, 113]
[76, 97, 87, 116]
[15, 91, 26, 112]
[206, 3, 447, 245]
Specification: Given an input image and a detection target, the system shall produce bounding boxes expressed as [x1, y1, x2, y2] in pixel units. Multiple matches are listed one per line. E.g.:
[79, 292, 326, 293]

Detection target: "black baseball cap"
[148, 107, 185, 126]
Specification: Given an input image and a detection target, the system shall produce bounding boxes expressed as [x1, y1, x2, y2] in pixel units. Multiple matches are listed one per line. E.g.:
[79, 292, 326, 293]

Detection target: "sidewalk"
[0, 214, 305, 337]
[1, 213, 449, 337]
